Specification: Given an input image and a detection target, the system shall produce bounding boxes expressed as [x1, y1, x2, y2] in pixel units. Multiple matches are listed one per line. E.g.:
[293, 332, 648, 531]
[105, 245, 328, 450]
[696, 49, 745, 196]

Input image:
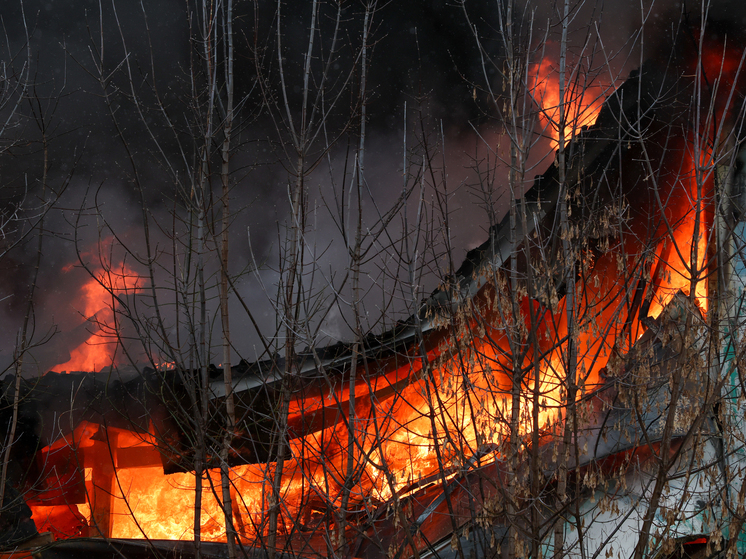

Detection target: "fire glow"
[28, 195, 711, 544]
[52, 261, 143, 373]
[25, 43, 735, 550]
[531, 60, 605, 148]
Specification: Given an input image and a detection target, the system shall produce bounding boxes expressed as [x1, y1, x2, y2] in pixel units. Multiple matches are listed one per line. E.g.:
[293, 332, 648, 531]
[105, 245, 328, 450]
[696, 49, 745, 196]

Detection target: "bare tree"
[8, 2, 746, 559]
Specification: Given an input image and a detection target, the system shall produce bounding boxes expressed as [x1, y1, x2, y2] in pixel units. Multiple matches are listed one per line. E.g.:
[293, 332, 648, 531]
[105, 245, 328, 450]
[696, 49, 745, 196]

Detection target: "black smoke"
[1, 0, 742, 374]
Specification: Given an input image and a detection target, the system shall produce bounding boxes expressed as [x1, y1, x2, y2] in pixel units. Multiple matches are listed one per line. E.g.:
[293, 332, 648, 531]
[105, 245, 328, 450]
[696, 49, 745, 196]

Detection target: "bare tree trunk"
[337, 6, 372, 552]
[267, 370, 291, 559]
[554, 2, 579, 557]
[503, 4, 524, 558]
[267, 157, 305, 559]
[194, 203, 209, 559]
[267, 0, 321, 552]
[218, 1, 237, 557]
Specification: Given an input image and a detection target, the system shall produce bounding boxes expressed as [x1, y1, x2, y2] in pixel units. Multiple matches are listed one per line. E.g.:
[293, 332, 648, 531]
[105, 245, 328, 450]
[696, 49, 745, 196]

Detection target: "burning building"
[3, 9, 746, 559]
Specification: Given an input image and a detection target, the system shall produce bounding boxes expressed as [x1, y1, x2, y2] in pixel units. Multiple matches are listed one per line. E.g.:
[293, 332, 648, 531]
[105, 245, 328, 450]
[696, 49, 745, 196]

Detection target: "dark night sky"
[1, 0, 744, 375]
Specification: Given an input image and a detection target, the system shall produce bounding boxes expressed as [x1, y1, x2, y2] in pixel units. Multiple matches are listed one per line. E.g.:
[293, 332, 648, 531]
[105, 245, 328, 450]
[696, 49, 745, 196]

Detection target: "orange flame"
[531, 60, 604, 149]
[64, 157, 716, 546]
[36, 197, 713, 546]
[647, 149, 712, 318]
[29, 49, 733, 547]
[52, 263, 143, 373]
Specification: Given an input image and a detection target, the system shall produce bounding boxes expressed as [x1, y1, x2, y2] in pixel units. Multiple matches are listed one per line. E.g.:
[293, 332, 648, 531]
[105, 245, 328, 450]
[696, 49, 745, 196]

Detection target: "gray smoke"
[0, 0, 736, 375]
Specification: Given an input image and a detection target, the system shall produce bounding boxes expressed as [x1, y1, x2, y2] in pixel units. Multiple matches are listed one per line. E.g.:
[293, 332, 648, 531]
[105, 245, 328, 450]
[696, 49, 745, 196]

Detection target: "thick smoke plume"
[1, 0, 743, 374]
